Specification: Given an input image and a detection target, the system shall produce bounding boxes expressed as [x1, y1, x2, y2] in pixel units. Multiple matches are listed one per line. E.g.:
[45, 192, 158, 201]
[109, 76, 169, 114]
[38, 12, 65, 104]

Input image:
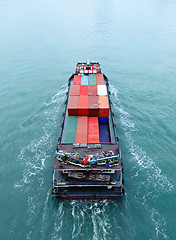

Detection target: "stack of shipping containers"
[63, 73, 110, 144]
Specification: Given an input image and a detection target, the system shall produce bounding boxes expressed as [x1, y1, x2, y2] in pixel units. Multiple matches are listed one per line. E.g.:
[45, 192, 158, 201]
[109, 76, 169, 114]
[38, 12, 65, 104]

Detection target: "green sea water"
[0, 0, 176, 239]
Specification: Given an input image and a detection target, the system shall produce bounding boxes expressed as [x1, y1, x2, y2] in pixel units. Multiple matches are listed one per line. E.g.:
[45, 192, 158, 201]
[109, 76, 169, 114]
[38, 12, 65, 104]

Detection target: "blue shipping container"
[99, 117, 108, 125]
[81, 75, 89, 85]
[99, 124, 110, 142]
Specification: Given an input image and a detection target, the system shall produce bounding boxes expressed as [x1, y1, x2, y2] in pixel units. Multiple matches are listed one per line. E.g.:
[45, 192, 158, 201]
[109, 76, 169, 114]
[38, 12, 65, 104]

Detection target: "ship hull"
[52, 62, 124, 200]
[52, 187, 124, 200]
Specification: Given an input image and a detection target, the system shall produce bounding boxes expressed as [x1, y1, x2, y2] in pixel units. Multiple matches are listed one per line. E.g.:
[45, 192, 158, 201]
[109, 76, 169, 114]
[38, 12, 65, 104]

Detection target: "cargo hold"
[63, 116, 77, 143]
[88, 117, 99, 143]
[99, 118, 110, 143]
[75, 116, 88, 143]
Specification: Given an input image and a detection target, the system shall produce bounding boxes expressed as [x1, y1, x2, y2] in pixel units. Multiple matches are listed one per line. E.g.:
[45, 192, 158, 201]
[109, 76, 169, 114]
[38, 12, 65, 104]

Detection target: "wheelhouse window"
[86, 66, 92, 70]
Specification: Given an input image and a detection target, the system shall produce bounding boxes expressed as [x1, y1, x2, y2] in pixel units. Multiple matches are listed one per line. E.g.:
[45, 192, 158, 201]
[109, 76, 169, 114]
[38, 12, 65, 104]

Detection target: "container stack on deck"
[63, 73, 110, 144]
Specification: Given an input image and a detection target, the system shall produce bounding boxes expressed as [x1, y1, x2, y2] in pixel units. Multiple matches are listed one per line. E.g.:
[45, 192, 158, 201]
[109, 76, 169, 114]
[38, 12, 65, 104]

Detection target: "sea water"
[0, 0, 175, 239]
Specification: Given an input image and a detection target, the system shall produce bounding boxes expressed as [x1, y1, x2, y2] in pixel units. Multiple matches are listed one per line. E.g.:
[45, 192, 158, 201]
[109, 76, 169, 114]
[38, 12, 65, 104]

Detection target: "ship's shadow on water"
[13, 83, 173, 240]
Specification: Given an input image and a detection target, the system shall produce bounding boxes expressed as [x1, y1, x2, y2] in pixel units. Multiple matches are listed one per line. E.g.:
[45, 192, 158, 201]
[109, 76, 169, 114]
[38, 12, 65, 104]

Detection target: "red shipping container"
[75, 116, 88, 143]
[68, 96, 79, 116]
[73, 75, 81, 85]
[80, 85, 88, 95]
[78, 95, 89, 116]
[96, 73, 105, 85]
[88, 117, 99, 143]
[88, 85, 97, 96]
[70, 85, 80, 96]
[88, 96, 99, 116]
[98, 96, 109, 117]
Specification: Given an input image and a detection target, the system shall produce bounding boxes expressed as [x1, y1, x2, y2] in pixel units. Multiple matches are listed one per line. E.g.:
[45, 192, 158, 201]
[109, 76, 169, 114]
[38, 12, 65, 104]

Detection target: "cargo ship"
[52, 62, 124, 200]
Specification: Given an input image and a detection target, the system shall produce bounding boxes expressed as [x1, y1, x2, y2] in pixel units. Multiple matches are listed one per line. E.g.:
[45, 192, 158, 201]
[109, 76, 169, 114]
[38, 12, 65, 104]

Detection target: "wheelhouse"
[75, 62, 101, 74]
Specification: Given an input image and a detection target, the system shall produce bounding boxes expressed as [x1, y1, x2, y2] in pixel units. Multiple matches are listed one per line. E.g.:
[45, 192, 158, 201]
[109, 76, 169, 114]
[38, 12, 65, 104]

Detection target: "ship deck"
[54, 143, 121, 170]
[54, 170, 122, 187]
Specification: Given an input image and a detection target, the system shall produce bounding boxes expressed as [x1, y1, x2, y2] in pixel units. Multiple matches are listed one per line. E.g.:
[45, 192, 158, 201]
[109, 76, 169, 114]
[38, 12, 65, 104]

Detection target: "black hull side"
[56, 197, 121, 200]
[52, 186, 124, 200]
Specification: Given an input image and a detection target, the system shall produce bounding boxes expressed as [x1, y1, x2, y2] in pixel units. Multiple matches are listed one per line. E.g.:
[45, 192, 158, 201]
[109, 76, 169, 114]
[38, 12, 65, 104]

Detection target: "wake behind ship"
[52, 62, 124, 200]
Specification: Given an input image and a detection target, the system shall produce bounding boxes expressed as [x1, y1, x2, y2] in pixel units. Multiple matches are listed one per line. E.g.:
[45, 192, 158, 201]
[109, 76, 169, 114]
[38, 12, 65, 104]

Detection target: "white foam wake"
[14, 85, 67, 190]
[13, 85, 67, 239]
